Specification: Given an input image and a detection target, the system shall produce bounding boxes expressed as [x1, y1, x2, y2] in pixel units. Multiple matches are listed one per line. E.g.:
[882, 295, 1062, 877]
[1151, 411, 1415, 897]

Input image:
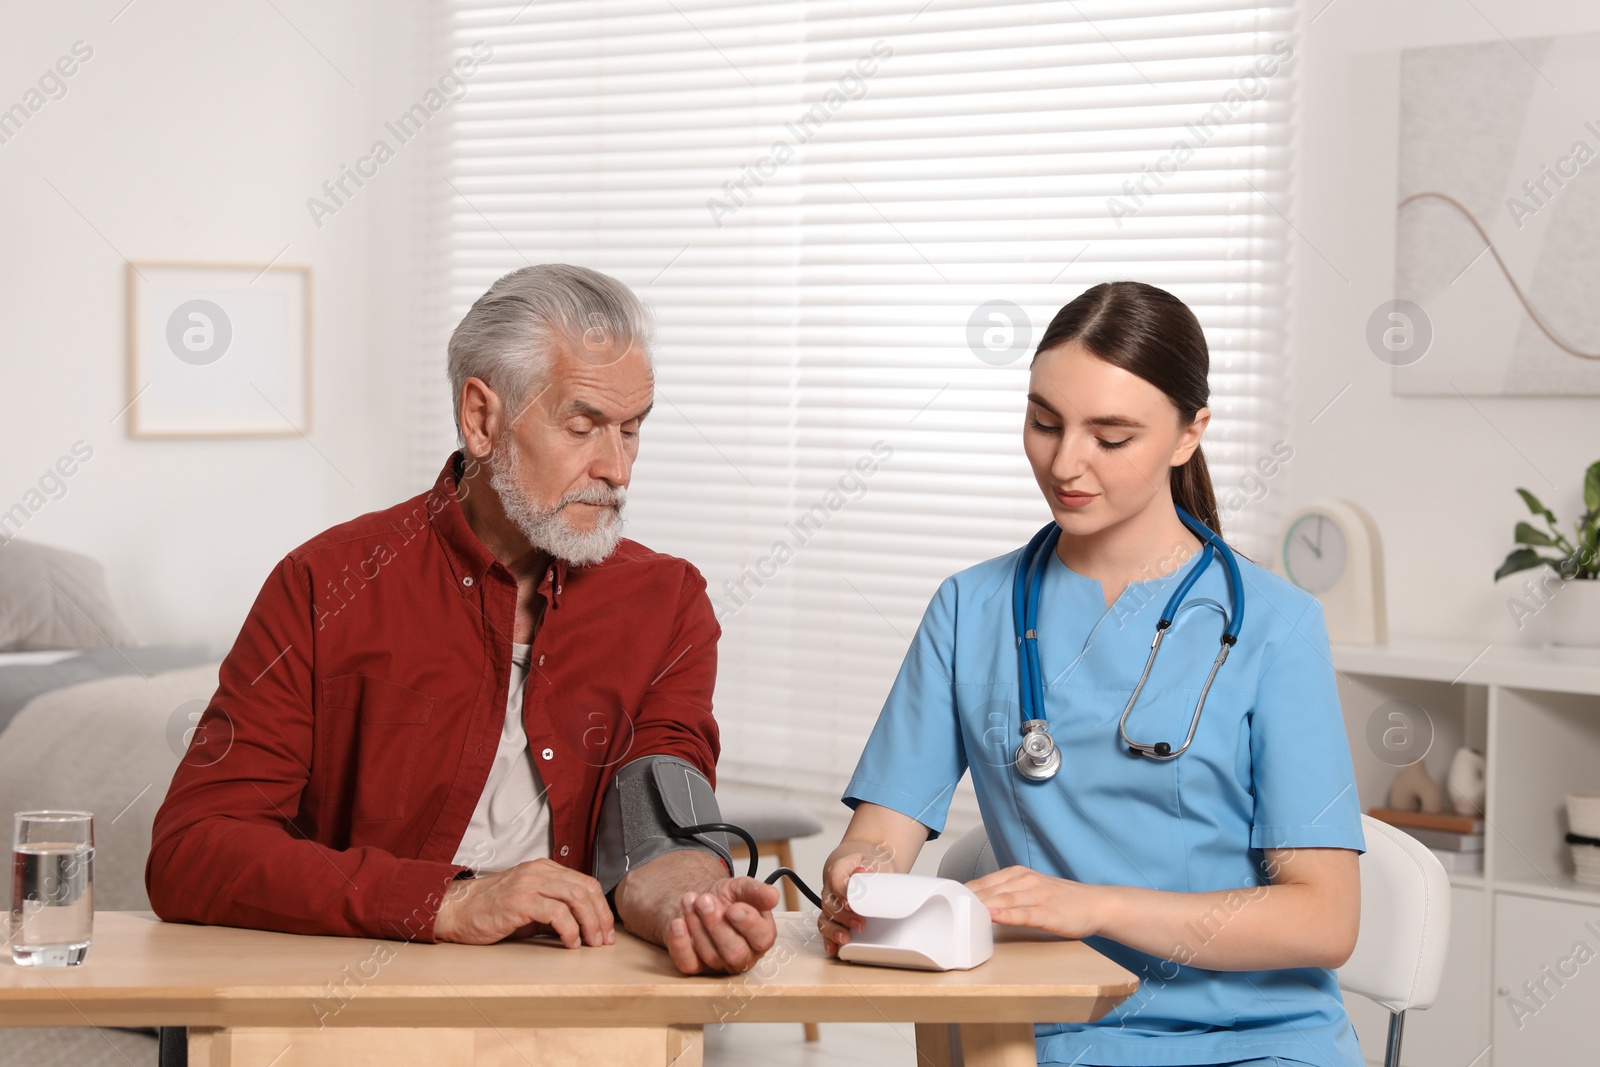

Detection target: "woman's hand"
[967, 865, 1107, 941]
[817, 845, 894, 956]
[815, 802, 931, 956]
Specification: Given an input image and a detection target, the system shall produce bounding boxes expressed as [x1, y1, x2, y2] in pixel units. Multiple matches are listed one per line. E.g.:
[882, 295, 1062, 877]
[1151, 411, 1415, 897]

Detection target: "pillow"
[0, 540, 133, 651]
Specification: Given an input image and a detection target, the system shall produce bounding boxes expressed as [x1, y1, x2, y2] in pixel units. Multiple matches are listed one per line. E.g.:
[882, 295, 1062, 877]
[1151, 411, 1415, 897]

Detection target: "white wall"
[0, 0, 435, 649]
[1291, 0, 1600, 647]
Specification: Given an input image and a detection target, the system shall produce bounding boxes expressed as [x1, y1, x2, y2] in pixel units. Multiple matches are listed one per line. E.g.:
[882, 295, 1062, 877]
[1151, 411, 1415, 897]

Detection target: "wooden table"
[1, 912, 1137, 1066]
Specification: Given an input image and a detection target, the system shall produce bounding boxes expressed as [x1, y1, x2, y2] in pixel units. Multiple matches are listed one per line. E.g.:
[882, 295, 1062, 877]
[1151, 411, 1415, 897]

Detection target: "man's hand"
[433, 859, 615, 947]
[662, 877, 779, 976]
[613, 849, 779, 975]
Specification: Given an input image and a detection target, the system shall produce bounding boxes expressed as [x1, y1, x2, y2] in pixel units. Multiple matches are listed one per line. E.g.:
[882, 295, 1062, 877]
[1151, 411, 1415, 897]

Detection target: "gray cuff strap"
[593, 755, 733, 895]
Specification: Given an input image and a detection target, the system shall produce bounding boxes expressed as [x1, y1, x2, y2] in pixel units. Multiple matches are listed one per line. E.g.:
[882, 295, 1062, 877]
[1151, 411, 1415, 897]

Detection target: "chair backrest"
[938, 825, 999, 882]
[1339, 814, 1452, 1013]
[936, 815, 1451, 1015]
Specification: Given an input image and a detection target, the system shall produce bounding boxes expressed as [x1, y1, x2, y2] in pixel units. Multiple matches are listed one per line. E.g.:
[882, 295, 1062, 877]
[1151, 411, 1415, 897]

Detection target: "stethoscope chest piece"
[1014, 718, 1061, 781]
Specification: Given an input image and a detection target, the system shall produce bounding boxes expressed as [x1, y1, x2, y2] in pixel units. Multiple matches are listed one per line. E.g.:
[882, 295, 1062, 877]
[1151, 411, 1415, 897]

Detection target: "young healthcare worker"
[821, 282, 1367, 1067]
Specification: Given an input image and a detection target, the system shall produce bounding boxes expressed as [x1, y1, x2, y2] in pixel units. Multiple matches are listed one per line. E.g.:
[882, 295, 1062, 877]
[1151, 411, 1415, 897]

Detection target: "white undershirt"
[451, 643, 552, 872]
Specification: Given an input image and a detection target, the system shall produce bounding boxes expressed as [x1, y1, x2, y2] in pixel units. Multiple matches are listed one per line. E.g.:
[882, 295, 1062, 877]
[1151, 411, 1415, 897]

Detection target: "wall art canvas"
[1393, 33, 1600, 395]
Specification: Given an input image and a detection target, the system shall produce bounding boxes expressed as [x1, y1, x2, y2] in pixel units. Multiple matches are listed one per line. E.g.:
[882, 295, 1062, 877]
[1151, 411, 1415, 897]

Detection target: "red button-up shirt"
[146, 454, 722, 943]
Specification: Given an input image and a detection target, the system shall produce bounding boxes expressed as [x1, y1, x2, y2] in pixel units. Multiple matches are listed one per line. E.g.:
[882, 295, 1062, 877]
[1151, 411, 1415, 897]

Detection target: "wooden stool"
[716, 795, 825, 1043]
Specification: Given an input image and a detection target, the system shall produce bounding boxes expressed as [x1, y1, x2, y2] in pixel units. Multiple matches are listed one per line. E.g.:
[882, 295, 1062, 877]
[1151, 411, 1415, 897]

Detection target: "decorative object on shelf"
[1386, 824, 1482, 853]
[1496, 460, 1600, 649]
[1566, 793, 1600, 887]
[1368, 807, 1484, 835]
[1446, 747, 1487, 817]
[125, 262, 312, 438]
[1567, 834, 1600, 888]
[1278, 500, 1387, 644]
[1370, 806, 1485, 873]
[1388, 761, 1444, 814]
[1567, 792, 1600, 837]
[1429, 848, 1484, 875]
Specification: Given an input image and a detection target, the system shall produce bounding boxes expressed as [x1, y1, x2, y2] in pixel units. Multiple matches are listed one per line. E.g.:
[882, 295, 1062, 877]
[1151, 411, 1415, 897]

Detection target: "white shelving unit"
[1331, 640, 1600, 1067]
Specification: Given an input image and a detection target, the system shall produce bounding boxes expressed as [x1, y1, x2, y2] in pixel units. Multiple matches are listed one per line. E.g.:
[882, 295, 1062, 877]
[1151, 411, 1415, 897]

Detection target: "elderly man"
[147, 265, 778, 975]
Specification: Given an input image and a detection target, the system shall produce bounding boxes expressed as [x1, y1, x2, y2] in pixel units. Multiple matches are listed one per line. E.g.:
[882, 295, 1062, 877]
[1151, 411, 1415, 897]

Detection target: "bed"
[0, 541, 223, 1065]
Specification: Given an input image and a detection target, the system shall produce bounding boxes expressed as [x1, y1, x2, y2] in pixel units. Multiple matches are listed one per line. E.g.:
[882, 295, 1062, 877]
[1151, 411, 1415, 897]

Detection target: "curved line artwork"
[1399, 191, 1600, 361]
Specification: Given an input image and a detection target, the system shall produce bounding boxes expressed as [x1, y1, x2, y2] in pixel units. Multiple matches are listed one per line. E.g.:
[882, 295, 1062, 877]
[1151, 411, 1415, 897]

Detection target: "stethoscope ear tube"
[1117, 633, 1233, 760]
[1012, 522, 1058, 723]
[1013, 523, 1062, 780]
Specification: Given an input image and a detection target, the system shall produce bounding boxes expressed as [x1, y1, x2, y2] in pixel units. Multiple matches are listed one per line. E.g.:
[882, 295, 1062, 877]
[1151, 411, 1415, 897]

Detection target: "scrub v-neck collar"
[1038, 541, 1210, 689]
[1047, 538, 1209, 614]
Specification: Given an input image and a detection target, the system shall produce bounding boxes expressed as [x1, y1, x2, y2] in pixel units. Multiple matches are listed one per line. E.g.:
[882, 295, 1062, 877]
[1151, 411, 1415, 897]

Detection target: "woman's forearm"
[829, 802, 929, 876]
[973, 849, 1359, 971]
[1092, 878, 1353, 971]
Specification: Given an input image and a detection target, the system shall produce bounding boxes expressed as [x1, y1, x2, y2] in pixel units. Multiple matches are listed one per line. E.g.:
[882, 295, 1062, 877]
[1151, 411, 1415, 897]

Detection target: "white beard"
[487, 439, 626, 566]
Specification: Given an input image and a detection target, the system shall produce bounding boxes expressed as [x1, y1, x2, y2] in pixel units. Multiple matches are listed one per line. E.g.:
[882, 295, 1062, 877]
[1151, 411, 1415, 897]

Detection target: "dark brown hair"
[1032, 281, 1221, 536]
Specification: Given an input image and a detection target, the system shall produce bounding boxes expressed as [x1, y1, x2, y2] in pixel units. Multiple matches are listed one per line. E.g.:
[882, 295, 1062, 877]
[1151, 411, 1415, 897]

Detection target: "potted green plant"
[1496, 460, 1600, 648]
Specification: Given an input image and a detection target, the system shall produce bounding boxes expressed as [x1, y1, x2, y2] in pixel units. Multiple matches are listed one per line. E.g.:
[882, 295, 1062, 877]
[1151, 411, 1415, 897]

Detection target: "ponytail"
[1171, 444, 1221, 538]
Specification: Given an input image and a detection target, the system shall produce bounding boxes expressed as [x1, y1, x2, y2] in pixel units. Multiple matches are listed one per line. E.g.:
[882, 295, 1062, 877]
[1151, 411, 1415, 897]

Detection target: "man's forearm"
[146, 813, 466, 942]
[611, 849, 731, 945]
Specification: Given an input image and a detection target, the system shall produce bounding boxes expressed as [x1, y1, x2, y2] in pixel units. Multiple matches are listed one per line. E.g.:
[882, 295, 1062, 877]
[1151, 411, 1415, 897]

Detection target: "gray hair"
[446, 264, 655, 434]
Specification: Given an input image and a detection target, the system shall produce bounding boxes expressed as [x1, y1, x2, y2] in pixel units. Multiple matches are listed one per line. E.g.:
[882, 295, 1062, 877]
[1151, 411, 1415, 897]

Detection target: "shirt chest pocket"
[323, 674, 435, 822]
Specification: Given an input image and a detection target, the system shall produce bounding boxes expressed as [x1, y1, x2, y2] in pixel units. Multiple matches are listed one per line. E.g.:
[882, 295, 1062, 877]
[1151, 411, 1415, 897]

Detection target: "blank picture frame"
[125, 262, 312, 437]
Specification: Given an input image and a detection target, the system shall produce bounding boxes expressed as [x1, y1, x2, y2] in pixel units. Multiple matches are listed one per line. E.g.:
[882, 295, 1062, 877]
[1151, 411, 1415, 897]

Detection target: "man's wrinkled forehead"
[534, 341, 655, 421]
[556, 396, 655, 423]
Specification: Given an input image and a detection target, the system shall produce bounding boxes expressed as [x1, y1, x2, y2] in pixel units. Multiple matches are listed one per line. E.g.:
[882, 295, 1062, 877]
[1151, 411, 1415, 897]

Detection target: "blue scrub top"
[842, 535, 1367, 1067]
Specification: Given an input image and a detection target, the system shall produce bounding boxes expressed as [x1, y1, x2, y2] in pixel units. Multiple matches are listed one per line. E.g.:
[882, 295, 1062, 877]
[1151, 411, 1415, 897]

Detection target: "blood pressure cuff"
[592, 754, 733, 895]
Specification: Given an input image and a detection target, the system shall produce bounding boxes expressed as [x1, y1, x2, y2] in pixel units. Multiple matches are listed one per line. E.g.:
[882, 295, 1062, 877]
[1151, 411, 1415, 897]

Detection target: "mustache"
[559, 484, 626, 509]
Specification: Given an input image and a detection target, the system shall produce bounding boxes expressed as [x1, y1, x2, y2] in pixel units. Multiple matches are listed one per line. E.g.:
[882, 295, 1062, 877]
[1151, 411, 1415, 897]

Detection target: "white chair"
[936, 814, 1452, 1067]
[937, 823, 1000, 883]
[1338, 814, 1452, 1067]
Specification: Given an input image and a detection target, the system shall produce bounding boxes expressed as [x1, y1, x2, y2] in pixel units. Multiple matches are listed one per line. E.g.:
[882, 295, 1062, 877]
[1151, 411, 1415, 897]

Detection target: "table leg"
[664, 1024, 703, 1067]
[188, 1025, 704, 1066]
[184, 1027, 222, 1067]
[915, 1021, 959, 1067]
[956, 1022, 1037, 1067]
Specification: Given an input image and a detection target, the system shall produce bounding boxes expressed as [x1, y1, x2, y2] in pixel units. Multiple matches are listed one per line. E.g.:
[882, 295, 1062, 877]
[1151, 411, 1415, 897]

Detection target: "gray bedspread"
[0, 661, 221, 912]
[0, 645, 216, 733]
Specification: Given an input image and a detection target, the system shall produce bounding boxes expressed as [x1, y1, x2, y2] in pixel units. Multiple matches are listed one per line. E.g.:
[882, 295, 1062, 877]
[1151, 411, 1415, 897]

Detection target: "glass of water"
[10, 811, 94, 967]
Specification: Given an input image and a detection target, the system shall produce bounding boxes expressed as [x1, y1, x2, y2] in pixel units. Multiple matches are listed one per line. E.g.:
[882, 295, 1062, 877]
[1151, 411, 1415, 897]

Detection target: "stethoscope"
[1012, 504, 1245, 781]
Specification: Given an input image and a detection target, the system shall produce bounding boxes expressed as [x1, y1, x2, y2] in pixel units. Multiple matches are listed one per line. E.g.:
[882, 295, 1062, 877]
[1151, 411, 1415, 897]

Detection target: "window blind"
[424, 0, 1297, 799]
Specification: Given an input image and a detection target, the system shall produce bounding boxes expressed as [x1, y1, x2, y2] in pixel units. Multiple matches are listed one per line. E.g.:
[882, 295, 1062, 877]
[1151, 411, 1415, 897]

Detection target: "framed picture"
[1392, 32, 1600, 396]
[125, 262, 312, 437]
